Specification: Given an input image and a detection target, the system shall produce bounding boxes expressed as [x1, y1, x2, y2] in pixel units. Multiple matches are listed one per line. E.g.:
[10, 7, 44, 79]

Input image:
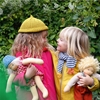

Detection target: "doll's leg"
[34, 76, 48, 98]
[6, 73, 16, 92]
[25, 65, 37, 79]
[30, 85, 38, 100]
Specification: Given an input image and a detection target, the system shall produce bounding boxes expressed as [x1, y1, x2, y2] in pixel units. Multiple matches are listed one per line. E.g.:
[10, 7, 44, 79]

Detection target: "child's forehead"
[42, 31, 48, 36]
[59, 32, 67, 40]
[59, 34, 64, 40]
[59, 32, 64, 37]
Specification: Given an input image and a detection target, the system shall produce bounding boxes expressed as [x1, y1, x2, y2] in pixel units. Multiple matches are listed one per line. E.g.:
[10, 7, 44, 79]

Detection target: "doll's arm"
[21, 58, 44, 65]
[64, 73, 82, 92]
[93, 73, 100, 81]
[6, 73, 16, 92]
[22, 58, 44, 79]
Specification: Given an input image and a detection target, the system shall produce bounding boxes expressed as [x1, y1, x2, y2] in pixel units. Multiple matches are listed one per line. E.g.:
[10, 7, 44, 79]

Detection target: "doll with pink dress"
[3, 55, 48, 100]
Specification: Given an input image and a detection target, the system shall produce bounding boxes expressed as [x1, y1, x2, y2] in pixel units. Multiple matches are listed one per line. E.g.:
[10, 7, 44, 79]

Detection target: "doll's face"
[8, 57, 21, 71]
[9, 63, 18, 71]
[83, 67, 94, 76]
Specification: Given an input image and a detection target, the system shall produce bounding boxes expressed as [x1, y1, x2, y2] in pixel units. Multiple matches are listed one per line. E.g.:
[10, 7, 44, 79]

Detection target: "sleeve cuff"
[87, 77, 100, 91]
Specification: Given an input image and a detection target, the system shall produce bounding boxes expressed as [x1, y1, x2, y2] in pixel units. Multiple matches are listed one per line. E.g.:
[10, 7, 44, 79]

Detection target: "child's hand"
[78, 74, 94, 86]
[25, 65, 38, 79]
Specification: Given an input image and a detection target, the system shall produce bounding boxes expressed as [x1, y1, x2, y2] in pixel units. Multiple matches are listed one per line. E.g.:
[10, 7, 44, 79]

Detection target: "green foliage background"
[0, 0, 100, 99]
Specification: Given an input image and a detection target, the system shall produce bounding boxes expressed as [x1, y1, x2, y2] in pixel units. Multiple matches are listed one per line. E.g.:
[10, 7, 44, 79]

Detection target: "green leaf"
[77, 5, 85, 10]
[54, 3, 59, 8]
[44, 0, 50, 3]
[8, 39, 13, 44]
[73, 14, 78, 20]
[68, 2, 74, 10]
[90, 47, 95, 53]
[95, 6, 100, 10]
[88, 30, 96, 38]
[0, 37, 2, 41]
[49, 35, 56, 40]
[83, 16, 92, 23]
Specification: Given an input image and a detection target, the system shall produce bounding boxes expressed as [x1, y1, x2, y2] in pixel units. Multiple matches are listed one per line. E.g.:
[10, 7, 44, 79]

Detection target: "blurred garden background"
[0, 0, 100, 100]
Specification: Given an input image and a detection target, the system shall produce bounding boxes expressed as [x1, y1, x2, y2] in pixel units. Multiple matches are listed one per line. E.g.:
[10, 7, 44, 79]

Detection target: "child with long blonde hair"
[53, 26, 99, 100]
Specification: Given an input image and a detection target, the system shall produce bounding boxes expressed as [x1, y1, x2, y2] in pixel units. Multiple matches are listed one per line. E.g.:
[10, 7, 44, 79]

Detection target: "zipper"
[60, 63, 66, 100]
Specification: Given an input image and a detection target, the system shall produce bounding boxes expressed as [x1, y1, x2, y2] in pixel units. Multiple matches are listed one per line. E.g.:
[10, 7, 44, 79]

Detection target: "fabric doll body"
[13, 57, 43, 87]
[64, 56, 100, 100]
[64, 72, 99, 100]
[64, 72, 100, 92]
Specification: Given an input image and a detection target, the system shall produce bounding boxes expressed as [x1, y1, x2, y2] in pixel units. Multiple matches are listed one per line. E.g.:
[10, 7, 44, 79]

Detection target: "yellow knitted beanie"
[18, 15, 48, 32]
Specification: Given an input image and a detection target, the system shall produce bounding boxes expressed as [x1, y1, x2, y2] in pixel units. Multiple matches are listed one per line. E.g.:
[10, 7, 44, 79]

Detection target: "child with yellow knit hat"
[9, 15, 57, 100]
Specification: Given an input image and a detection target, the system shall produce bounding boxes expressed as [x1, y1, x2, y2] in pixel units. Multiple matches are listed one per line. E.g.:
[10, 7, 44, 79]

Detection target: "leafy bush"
[0, 0, 100, 58]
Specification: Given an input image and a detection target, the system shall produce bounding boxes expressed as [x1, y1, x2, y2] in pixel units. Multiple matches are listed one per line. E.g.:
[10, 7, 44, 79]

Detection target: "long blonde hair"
[10, 31, 54, 58]
[60, 26, 90, 60]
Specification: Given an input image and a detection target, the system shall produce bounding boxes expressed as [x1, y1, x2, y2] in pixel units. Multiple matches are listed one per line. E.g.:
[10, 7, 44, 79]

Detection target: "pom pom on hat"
[18, 15, 48, 33]
[3, 55, 16, 68]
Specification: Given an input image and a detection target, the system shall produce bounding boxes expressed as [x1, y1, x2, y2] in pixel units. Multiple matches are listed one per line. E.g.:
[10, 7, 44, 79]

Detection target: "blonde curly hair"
[78, 56, 100, 73]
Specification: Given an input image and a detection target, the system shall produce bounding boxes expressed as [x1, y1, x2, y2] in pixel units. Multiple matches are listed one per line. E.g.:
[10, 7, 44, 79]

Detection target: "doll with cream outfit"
[3, 55, 48, 100]
[64, 56, 100, 100]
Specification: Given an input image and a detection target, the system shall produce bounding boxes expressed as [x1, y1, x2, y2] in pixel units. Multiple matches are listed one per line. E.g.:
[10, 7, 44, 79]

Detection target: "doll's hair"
[78, 56, 100, 73]
[10, 31, 54, 58]
[59, 26, 90, 60]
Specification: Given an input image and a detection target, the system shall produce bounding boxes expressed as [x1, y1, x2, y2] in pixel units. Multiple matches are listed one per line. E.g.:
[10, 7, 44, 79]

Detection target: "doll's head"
[58, 26, 90, 60]
[78, 56, 100, 75]
[10, 15, 53, 58]
[3, 55, 20, 71]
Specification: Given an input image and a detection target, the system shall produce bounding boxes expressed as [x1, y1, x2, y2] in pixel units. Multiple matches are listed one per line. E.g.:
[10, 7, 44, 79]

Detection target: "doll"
[64, 56, 100, 100]
[64, 56, 100, 92]
[3, 55, 48, 100]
